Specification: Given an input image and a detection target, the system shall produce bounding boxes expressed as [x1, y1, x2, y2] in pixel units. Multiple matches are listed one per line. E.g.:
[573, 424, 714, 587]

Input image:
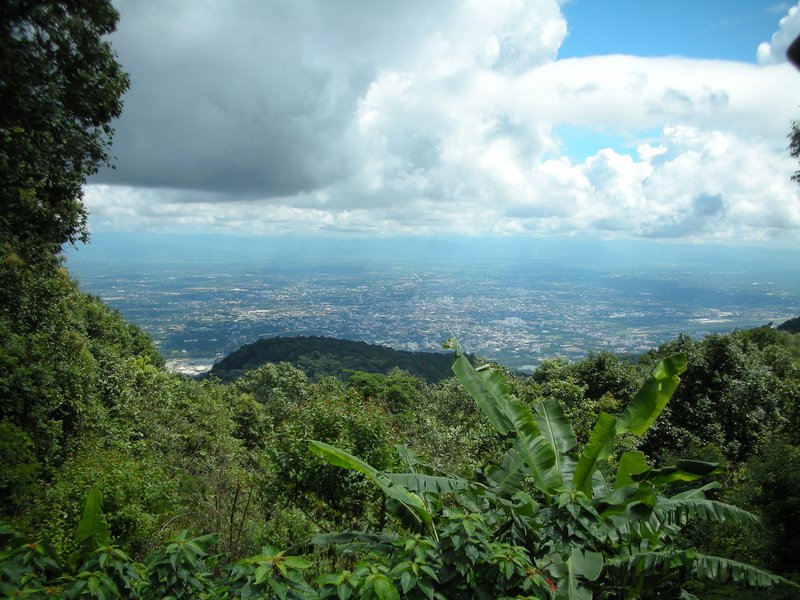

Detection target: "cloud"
[99, 0, 565, 198]
[90, 0, 800, 246]
[758, 1, 800, 64]
[643, 193, 725, 238]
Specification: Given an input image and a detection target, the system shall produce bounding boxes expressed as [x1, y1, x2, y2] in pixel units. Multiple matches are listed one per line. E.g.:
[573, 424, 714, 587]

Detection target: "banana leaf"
[616, 353, 687, 437]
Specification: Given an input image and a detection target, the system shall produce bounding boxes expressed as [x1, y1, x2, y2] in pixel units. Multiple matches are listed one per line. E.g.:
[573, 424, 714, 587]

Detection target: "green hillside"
[207, 335, 455, 383]
[778, 316, 800, 334]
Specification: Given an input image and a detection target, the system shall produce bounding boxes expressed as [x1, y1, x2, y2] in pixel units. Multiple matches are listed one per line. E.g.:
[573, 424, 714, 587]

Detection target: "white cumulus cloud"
[87, 0, 800, 246]
[758, 1, 800, 64]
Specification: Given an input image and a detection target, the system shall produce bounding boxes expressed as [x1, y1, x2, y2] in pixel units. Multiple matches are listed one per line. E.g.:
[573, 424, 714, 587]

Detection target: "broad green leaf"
[593, 484, 644, 518]
[445, 339, 514, 434]
[507, 398, 561, 492]
[284, 556, 312, 570]
[671, 481, 722, 497]
[400, 570, 415, 594]
[631, 460, 721, 486]
[534, 398, 577, 453]
[395, 444, 421, 472]
[255, 564, 270, 584]
[607, 549, 695, 579]
[76, 488, 110, 552]
[534, 398, 577, 480]
[372, 574, 400, 600]
[616, 353, 687, 436]
[654, 495, 759, 529]
[387, 473, 470, 495]
[267, 577, 288, 598]
[573, 413, 616, 496]
[309, 441, 432, 532]
[570, 548, 603, 581]
[692, 554, 799, 589]
[309, 440, 382, 479]
[561, 454, 578, 486]
[591, 469, 610, 498]
[338, 582, 353, 600]
[615, 451, 648, 489]
[313, 573, 342, 585]
[486, 448, 527, 494]
[304, 531, 396, 553]
[566, 548, 603, 600]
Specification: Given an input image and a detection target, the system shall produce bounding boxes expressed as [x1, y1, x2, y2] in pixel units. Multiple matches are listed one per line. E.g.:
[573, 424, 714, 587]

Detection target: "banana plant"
[308, 340, 796, 599]
[443, 339, 794, 598]
[444, 338, 689, 500]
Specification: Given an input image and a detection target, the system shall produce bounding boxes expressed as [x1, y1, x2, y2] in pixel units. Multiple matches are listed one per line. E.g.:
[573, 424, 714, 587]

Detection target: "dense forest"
[3, 262, 800, 597]
[2, 2, 800, 598]
[207, 336, 456, 383]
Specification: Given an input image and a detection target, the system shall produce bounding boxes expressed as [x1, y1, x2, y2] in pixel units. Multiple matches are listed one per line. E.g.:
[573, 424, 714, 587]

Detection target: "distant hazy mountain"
[207, 335, 455, 383]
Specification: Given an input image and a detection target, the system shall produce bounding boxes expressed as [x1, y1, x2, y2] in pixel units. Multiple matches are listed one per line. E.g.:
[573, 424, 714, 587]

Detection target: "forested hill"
[778, 316, 800, 334]
[207, 335, 455, 382]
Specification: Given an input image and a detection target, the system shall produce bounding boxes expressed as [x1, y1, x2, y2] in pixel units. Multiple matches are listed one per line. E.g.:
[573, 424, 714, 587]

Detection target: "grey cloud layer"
[99, 0, 559, 198]
[100, 0, 381, 196]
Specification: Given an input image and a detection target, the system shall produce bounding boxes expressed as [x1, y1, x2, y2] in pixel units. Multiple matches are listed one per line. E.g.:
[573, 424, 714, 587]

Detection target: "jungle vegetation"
[207, 336, 455, 384]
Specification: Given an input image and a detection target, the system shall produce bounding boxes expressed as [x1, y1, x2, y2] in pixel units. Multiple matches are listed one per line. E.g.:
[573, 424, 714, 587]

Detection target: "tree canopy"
[208, 335, 455, 383]
[0, 0, 129, 259]
[789, 120, 800, 186]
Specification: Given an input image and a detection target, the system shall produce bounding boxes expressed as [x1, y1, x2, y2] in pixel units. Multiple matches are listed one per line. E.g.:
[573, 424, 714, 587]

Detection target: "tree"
[0, 0, 129, 259]
[789, 120, 800, 185]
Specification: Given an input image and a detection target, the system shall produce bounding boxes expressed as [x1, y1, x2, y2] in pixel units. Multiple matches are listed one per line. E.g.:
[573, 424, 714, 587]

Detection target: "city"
[68, 247, 799, 376]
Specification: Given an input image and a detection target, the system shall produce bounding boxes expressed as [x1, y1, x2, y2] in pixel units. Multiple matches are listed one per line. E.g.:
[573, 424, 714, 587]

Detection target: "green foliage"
[75, 488, 111, 556]
[1, 0, 129, 258]
[6, 0, 792, 594]
[616, 352, 686, 436]
[733, 435, 800, 574]
[573, 412, 616, 495]
[638, 331, 797, 463]
[0, 517, 216, 599]
[0, 420, 39, 511]
[396, 375, 504, 478]
[0, 265, 99, 468]
[61, 545, 144, 599]
[142, 530, 219, 599]
[32, 439, 179, 558]
[305, 513, 553, 599]
[209, 335, 454, 383]
[228, 544, 317, 599]
[0, 491, 144, 598]
[776, 315, 800, 334]
[307, 346, 796, 598]
[789, 121, 800, 185]
[0, 529, 61, 596]
[266, 375, 399, 535]
[2, 326, 799, 598]
[309, 441, 433, 535]
[347, 369, 425, 414]
[518, 354, 636, 452]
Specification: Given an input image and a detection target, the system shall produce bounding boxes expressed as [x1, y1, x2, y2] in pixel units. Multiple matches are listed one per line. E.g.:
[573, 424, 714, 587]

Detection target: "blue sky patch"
[551, 124, 663, 163]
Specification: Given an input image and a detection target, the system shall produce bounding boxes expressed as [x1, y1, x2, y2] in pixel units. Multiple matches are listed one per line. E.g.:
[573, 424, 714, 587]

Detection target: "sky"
[84, 0, 800, 247]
